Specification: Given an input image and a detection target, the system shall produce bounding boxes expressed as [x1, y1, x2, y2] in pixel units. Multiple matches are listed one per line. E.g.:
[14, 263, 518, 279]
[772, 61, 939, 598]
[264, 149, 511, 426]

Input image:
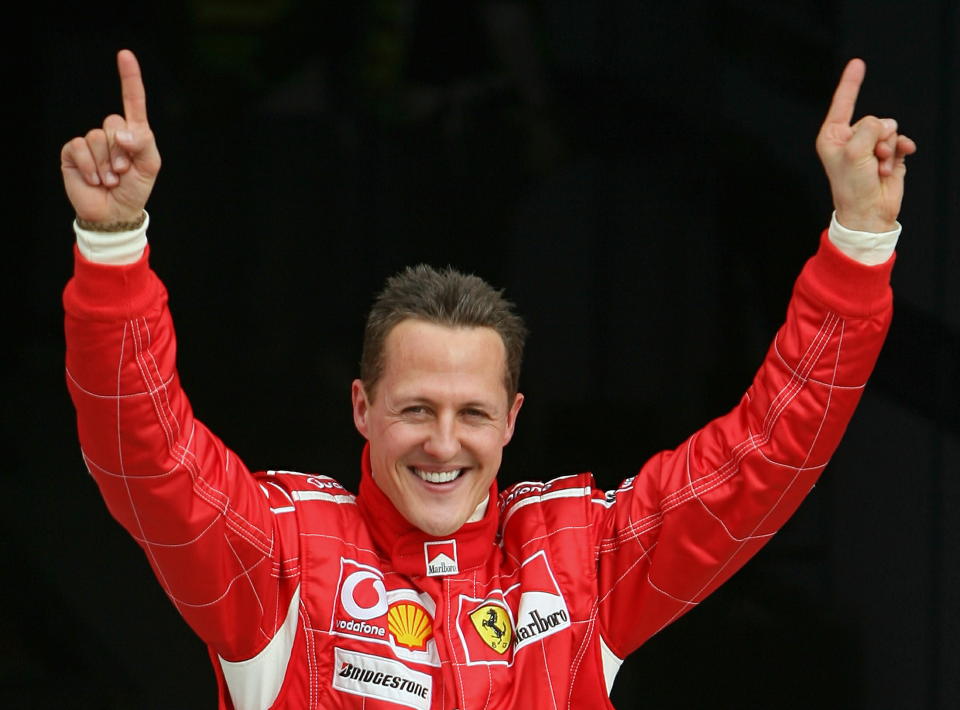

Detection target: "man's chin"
[409, 510, 466, 538]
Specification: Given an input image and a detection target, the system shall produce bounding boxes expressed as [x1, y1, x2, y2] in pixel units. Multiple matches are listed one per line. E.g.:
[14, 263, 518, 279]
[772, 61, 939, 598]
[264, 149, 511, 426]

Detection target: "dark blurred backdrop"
[8, 1, 959, 708]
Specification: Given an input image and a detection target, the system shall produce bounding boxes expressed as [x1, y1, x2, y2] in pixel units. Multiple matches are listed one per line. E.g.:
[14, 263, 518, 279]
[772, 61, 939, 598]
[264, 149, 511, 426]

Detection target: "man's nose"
[423, 415, 461, 460]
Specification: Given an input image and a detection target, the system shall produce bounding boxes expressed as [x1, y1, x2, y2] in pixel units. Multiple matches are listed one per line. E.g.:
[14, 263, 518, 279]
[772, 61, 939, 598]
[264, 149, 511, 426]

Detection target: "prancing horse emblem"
[469, 604, 512, 654]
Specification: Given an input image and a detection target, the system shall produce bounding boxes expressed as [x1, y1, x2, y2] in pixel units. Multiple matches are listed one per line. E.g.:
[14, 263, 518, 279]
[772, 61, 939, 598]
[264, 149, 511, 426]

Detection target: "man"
[62, 50, 914, 709]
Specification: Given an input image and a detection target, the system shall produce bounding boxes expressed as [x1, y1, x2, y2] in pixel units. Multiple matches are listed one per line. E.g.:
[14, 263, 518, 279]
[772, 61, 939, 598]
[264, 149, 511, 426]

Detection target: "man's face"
[352, 319, 524, 537]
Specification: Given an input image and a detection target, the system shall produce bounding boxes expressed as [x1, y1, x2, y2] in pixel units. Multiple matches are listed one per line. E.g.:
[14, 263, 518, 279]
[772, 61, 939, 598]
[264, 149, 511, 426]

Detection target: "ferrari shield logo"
[469, 605, 512, 654]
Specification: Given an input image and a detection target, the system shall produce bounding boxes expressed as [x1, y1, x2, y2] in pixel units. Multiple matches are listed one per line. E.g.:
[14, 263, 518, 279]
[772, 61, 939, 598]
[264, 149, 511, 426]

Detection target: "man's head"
[359, 265, 526, 400]
[351, 265, 526, 536]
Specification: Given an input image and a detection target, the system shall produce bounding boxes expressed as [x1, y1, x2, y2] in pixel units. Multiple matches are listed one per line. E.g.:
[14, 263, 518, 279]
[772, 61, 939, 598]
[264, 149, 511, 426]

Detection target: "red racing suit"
[64, 231, 894, 709]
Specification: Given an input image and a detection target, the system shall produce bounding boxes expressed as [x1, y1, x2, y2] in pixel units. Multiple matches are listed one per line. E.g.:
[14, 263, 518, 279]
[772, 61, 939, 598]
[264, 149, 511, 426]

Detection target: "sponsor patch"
[305, 476, 348, 492]
[512, 598, 569, 648]
[507, 551, 571, 651]
[423, 540, 459, 576]
[331, 559, 440, 666]
[456, 596, 514, 665]
[388, 602, 433, 651]
[455, 550, 570, 665]
[469, 604, 512, 654]
[333, 647, 432, 710]
[340, 568, 389, 621]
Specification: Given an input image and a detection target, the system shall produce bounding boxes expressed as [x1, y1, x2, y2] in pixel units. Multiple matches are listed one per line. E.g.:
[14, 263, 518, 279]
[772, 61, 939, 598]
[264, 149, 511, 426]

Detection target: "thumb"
[116, 127, 162, 176]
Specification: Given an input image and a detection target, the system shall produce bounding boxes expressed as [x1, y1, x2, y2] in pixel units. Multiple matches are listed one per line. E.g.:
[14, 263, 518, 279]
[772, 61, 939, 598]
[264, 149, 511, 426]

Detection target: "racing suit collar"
[357, 443, 499, 578]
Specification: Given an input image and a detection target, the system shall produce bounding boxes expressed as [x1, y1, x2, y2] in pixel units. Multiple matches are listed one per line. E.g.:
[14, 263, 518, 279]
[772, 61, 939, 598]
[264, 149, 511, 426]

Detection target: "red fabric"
[357, 442, 500, 578]
[64, 232, 893, 708]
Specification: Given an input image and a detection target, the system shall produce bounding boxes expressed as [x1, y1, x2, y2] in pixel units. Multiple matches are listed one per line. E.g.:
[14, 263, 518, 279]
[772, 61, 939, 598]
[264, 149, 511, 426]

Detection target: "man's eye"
[462, 408, 488, 418]
[403, 406, 428, 415]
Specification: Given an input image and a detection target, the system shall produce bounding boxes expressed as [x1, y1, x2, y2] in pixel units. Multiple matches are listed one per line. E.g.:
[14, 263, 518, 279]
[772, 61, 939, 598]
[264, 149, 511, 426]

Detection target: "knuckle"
[61, 141, 77, 162]
[66, 136, 85, 153]
[64, 137, 90, 164]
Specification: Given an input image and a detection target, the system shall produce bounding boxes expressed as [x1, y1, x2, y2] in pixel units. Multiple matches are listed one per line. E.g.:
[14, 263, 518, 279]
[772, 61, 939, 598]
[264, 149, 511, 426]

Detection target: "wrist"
[828, 211, 899, 266]
[74, 210, 149, 265]
[75, 210, 147, 233]
[834, 209, 897, 233]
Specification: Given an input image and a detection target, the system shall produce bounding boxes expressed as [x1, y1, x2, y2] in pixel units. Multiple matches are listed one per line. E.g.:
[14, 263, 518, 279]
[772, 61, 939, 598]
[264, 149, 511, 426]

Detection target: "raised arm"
[593, 59, 914, 658]
[817, 58, 916, 233]
[61, 51, 299, 675]
[61, 49, 160, 227]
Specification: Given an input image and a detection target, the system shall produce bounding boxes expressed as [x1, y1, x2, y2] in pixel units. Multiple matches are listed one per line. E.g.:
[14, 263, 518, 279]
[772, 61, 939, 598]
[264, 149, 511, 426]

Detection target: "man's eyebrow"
[460, 400, 504, 414]
[390, 393, 500, 410]
[461, 400, 494, 408]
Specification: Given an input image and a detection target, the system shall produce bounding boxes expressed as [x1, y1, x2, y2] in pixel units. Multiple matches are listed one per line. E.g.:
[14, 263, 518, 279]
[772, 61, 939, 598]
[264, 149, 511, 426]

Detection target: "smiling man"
[353, 267, 526, 537]
[62, 51, 913, 709]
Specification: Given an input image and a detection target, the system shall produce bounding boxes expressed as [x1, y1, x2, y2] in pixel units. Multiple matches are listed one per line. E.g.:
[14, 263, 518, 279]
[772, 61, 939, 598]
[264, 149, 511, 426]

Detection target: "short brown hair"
[361, 265, 527, 399]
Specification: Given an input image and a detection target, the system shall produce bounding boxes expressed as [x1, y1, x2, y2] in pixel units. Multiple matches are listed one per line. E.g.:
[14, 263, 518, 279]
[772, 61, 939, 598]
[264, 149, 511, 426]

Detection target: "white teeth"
[413, 468, 463, 484]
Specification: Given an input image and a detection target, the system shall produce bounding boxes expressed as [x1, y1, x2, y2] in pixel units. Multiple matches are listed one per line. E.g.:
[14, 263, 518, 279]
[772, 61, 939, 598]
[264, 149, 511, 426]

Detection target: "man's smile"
[409, 466, 467, 485]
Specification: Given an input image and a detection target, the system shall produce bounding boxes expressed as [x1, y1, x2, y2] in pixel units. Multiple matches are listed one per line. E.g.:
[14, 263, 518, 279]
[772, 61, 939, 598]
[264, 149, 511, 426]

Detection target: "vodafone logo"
[341, 570, 389, 620]
[331, 559, 441, 667]
[306, 476, 345, 491]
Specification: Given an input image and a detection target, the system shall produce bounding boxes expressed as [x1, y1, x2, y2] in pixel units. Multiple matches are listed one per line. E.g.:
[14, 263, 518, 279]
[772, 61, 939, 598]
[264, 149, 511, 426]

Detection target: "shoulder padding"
[498, 472, 600, 516]
[253, 470, 356, 508]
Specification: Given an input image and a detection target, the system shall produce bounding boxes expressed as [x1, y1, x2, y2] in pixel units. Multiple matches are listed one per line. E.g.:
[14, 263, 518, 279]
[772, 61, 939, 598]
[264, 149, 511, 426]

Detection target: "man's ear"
[502, 392, 524, 445]
[351, 379, 371, 439]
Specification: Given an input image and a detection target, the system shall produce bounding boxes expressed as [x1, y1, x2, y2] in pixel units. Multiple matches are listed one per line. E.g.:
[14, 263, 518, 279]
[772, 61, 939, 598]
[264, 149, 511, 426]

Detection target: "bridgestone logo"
[333, 647, 432, 710]
[514, 609, 568, 643]
[338, 663, 429, 697]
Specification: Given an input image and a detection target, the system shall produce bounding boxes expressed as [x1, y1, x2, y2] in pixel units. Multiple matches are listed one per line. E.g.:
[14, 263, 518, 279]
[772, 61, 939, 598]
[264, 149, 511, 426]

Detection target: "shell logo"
[387, 602, 433, 651]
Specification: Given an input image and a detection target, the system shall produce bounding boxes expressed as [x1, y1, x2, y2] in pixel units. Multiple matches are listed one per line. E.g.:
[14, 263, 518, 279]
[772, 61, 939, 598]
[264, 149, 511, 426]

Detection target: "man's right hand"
[61, 49, 161, 225]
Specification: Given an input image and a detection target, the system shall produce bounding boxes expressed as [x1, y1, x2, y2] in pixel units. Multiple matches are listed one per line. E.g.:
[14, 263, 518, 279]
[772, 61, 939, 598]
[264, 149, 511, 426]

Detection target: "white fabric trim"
[466, 495, 489, 523]
[219, 585, 301, 710]
[828, 211, 900, 266]
[501, 486, 593, 529]
[542, 486, 592, 502]
[74, 211, 149, 265]
[598, 635, 623, 695]
[291, 490, 356, 504]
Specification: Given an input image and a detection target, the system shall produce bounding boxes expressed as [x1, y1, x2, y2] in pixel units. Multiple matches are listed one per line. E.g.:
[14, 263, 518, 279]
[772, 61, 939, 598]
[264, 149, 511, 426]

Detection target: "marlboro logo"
[423, 540, 458, 576]
[513, 606, 568, 645]
[507, 551, 571, 651]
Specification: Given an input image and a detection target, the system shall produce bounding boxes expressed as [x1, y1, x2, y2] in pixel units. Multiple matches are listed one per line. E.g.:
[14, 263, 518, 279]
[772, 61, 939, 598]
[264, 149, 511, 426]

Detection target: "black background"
[8, 1, 959, 708]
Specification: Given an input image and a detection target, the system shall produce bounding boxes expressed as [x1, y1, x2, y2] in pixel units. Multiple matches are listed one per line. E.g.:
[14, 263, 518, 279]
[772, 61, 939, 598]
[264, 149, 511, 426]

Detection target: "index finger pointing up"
[823, 58, 866, 127]
[117, 49, 149, 126]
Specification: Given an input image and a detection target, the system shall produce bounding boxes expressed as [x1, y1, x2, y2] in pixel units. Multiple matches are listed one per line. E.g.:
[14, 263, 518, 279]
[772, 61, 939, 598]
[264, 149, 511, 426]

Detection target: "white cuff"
[74, 211, 149, 265]
[827, 211, 899, 266]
